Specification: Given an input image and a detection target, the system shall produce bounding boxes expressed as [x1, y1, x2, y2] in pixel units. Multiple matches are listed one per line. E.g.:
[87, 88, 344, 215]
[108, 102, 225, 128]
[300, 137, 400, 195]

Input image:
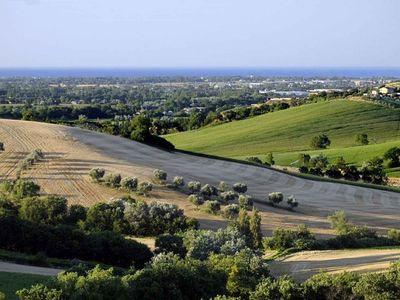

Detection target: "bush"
[201, 184, 218, 197]
[264, 225, 316, 250]
[0, 142, 4, 151]
[137, 182, 152, 196]
[188, 194, 204, 207]
[219, 191, 236, 203]
[246, 157, 263, 165]
[12, 179, 40, 198]
[66, 204, 87, 224]
[266, 152, 275, 165]
[89, 168, 105, 181]
[19, 196, 68, 225]
[173, 176, 185, 188]
[153, 169, 167, 183]
[187, 181, 201, 193]
[232, 183, 247, 194]
[287, 195, 298, 209]
[309, 154, 329, 169]
[154, 234, 187, 257]
[310, 134, 331, 149]
[223, 204, 240, 220]
[238, 195, 253, 210]
[268, 192, 283, 206]
[325, 165, 342, 178]
[355, 133, 369, 145]
[120, 177, 138, 192]
[204, 200, 221, 214]
[104, 173, 122, 188]
[218, 181, 228, 192]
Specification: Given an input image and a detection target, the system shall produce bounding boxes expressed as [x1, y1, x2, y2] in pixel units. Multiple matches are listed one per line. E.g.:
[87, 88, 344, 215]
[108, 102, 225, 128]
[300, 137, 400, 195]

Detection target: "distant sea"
[0, 68, 400, 78]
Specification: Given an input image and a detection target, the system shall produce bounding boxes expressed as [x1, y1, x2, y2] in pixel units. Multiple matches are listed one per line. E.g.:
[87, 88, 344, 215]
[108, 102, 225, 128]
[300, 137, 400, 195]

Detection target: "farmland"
[0, 119, 399, 236]
[165, 99, 400, 176]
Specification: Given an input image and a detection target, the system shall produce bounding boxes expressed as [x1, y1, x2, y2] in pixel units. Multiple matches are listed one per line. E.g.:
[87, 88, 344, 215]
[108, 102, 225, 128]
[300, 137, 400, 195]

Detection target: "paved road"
[0, 261, 63, 276]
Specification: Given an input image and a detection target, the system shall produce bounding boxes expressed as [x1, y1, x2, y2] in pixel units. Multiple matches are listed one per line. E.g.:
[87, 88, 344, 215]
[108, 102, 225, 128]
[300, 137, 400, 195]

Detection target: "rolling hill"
[165, 99, 400, 176]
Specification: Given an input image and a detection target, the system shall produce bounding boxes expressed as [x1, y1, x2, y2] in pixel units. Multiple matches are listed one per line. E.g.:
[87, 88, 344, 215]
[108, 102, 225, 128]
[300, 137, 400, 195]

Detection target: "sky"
[1, 0, 399, 68]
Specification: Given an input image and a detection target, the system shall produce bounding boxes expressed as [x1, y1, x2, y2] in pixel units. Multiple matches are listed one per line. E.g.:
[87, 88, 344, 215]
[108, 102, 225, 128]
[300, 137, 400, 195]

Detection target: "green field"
[165, 99, 400, 176]
[0, 272, 51, 300]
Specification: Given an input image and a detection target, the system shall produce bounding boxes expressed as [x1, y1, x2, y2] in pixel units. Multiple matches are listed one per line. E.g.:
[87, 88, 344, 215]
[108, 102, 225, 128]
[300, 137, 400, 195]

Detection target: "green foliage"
[204, 200, 221, 214]
[120, 177, 138, 192]
[187, 181, 201, 193]
[298, 153, 311, 167]
[249, 209, 263, 250]
[238, 194, 253, 210]
[154, 234, 187, 258]
[266, 152, 275, 165]
[250, 276, 300, 300]
[328, 211, 350, 235]
[232, 183, 247, 194]
[137, 182, 153, 196]
[66, 204, 87, 225]
[218, 181, 228, 192]
[268, 192, 283, 206]
[309, 154, 329, 169]
[287, 195, 298, 209]
[12, 180, 40, 198]
[104, 173, 122, 188]
[153, 169, 167, 183]
[81, 201, 127, 233]
[89, 168, 105, 181]
[16, 284, 62, 300]
[384, 147, 400, 167]
[19, 196, 68, 225]
[310, 134, 331, 149]
[355, 133, 369, 145]
[188, 194, 204, 207]
[200, 184, 218, 197]
[264, 225, 316, 250]
[223, 204, 240, 220]
[0, 142, 4, 151]
[360, 157, 387, 184]
[220, 191, 236, 203]
[173, 176, 185, 188]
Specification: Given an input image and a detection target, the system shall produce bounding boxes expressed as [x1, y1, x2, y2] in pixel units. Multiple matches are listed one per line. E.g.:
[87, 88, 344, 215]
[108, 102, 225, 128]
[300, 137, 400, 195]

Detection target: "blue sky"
[1, 0, 399, 68]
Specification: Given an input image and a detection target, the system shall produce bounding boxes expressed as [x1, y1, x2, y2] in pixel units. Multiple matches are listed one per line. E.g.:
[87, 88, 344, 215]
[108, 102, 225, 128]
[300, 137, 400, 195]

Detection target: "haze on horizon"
[1, 0, 399, 69]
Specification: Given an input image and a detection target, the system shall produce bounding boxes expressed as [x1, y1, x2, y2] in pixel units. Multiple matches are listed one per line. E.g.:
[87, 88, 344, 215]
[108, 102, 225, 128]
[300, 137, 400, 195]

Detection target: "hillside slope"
[0, 119, 399, 235]
[165, 99, 400, 173]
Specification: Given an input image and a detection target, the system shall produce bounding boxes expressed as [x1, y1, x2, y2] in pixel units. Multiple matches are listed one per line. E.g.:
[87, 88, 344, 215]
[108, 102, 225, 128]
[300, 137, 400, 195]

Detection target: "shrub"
[268, 192, 283, 206]
[187, 181, 201, 193]
[104, 173, 122, 188]
[264, 225, 315, 250]
[121, 177, 138, 191]
[223, 204, 240, 220]
[173, 176, 185, 188]
[232, 183, 247, 194]
[355, 133, 369, 145]
[137, 182, 153, 196]
[20, 196, 68, 225]
[219, 191, 236, 203]
[287, 195, 298, 209]
[188, 194, 204, 207]
[246, 157, 263, 165]
[238, 195, 253, 210]
[204, 200, 221, 214]
[218, 181, 228, 192]
[325, 165, 342, 178]
[200, 184, 218, 197]
[309, 154, 329, 169]
[266, 152, 275, 165]
[328, 211, 349, 235]
[67, 204, 87, 224]
[12, 179, 40, 198]
[388, 229, 400, 243]
[154, 234, 187, 257]
[153, 169, 167, 183]
[0, 142, 4, 151]
[298, 166, 309, 173]
[89, 168, 105, 181]
[383, 147, 400, 167]
[310, 134, 331, 149]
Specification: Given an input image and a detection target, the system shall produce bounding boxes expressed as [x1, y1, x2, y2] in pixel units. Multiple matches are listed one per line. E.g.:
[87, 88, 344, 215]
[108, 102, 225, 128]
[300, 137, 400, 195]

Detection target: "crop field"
[269, 248, 400, 282]
[0, 119, 400, 236]
[165, 99, 400, 176]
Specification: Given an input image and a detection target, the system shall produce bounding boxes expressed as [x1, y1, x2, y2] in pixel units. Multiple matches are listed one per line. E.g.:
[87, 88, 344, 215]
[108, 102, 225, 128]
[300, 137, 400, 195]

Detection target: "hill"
[165, 99, 400, 176]
[0, 119, 399, 236]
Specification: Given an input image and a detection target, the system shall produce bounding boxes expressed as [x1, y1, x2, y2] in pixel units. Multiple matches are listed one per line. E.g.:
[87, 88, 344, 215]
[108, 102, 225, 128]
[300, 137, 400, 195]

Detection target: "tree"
[355, 133, 369, 145]
[309, 154, 329, 169]
[120, 177, 138, 192]
[12, 179, 40, 198]
[232, 183, 247, 194]
[224, 204, 240, 220]
[153, 169, 167, 184]
[328, 211, 349, 235]
[383, 147, 400, 167]
[238, 195, 253, 210]
[249, 209, 262, 249]
[67, 204, 87, 224]
[333, 156, 347, 169]
[310, 134, 331, 149]
[173, 176, 185, 188]
[89, 168, 105, 182]
[237, 209, 250, 245]
[188, 181, 201, 193]
[266, 152, 275, 165]
[220, 191, 236, 203]
[360, 157, 387, 184]
[268, 192, 283, 206]
[154, 234, 187, 257]
[201, 184, 218, 198]
[0, 142, 4, 151]
[188, 194, 204, 207]
[204, 200, 221, 214]
[298, 153, 311, 167]
[104, 173, 121, 188]
[137, 182, 153, 196]
[287, 195, 298, 210]
[218, 181, 228, 192]
[250, 276, 300, 300]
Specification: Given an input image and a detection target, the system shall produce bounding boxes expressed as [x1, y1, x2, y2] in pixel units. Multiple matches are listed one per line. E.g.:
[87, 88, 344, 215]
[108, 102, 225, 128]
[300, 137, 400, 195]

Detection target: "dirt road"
[0, 119, 399, 234]
[269, 249, 400, 281]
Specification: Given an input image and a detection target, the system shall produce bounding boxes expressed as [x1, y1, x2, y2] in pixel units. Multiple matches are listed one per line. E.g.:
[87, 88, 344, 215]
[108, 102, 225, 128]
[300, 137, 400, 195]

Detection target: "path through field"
[0, 119, 399, 235]
[269, 249, 400, 281]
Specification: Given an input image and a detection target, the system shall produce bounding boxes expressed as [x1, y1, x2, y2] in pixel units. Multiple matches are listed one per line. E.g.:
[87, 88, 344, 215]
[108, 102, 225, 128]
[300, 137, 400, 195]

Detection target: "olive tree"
[310, 134, 331, 149]
[187, 181, 201, 193]
[287, 195, 298, 210]
[188, 194, 204, 207]
[238, 195, 253, 210]
[104, 173, 121, 188]
[89, 168, 105, 182]
[121, 177, 138, 192]
[232, 183, 247, 194]
[173, 176, 185, 188]
[200, 184, 218, 198]
[268, 192, 283, 206]
[223, 204, 240, 220]
[137, 182, 153, 196]
[204, 200, 221, 214]
[220, 191, 236, 203]
[153, 169, 167, 184]
[218, 181, 228, 192]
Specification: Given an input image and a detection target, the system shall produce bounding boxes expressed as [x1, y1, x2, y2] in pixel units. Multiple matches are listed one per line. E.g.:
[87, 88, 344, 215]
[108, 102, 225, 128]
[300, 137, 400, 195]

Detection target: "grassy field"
[165, 99, 400, 175]
[0, 272, 51, 300]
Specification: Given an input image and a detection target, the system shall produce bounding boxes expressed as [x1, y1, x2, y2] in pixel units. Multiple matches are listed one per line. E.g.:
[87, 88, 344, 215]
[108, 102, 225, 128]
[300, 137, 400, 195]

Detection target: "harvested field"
[0, 119, 399, 235]
[269, 248, 400, 281]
